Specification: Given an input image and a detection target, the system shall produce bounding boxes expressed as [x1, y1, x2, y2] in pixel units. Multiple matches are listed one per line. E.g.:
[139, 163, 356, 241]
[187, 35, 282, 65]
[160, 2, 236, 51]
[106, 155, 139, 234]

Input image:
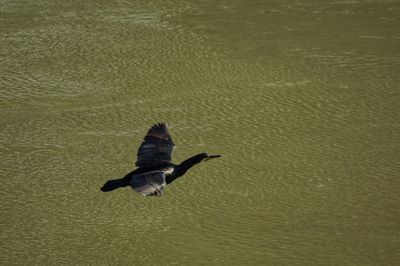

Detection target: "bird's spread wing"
[135, 122, 175, 167]
[130, 171, 167, 196]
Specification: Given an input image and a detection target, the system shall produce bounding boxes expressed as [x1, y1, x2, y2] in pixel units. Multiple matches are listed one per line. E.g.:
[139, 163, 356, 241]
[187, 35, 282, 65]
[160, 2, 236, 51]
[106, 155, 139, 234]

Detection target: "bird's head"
[201, 153, 222, 162]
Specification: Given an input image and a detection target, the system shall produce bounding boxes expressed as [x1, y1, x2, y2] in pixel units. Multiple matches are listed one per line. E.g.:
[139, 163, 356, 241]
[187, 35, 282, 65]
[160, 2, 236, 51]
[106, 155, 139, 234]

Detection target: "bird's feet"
[149, 188, 163, 196]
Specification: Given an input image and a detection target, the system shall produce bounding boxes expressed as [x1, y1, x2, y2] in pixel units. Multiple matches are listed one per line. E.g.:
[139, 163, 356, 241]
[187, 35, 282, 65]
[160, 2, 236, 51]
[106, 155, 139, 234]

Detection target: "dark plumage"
[100, 122, 221, 196]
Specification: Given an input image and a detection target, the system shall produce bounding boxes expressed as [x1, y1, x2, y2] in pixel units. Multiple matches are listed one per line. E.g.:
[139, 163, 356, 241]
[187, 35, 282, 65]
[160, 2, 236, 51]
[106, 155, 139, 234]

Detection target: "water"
[1, 0, 399, 265]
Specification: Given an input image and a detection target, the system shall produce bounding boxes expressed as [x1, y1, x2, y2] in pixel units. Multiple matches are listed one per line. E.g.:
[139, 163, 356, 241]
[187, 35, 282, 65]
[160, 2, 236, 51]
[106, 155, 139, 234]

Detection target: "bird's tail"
[100, 178, 128, 192]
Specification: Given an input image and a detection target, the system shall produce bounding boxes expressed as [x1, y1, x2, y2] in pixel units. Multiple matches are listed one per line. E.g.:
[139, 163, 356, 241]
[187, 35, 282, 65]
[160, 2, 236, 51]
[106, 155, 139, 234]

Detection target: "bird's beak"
[205, 154, 222, 161]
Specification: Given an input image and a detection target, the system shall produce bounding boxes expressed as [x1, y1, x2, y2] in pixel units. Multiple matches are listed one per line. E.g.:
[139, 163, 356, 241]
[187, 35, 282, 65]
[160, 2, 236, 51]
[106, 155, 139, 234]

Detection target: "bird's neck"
[177, 153, 205, 172]
[166, 153, 206, 184]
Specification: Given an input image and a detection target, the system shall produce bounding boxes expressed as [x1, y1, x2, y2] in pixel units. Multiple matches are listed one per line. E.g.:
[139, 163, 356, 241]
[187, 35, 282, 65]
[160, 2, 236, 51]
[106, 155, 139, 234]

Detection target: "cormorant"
[100, 122, 221, 196]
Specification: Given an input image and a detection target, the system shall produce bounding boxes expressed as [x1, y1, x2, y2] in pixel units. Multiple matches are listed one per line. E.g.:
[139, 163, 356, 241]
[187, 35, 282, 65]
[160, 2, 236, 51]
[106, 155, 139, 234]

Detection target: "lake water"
[1, 0, 399, 265]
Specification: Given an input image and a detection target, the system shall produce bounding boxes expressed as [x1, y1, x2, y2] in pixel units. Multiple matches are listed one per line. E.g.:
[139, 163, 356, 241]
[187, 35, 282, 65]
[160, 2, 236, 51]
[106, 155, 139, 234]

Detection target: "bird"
[100, 122, 221, 196]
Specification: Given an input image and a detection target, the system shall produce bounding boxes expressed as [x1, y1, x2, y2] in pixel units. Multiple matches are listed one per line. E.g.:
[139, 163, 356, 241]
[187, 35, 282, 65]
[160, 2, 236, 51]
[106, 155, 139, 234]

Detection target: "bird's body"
[101, 123, 220, 196]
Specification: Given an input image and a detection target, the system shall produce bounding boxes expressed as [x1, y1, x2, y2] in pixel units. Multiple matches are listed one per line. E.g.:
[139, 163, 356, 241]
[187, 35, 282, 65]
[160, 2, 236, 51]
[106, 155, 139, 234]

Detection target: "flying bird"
[100, 122, 221, 196]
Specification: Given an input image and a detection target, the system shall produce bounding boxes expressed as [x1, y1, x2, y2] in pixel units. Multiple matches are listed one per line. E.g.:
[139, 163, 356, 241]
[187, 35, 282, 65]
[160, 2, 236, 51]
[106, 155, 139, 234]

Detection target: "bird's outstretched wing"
[135, 122, 175, 167]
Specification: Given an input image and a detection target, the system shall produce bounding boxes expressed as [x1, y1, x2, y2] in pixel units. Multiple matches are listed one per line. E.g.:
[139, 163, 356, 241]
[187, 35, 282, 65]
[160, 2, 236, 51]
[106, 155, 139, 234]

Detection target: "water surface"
[1, 0, 399, 265]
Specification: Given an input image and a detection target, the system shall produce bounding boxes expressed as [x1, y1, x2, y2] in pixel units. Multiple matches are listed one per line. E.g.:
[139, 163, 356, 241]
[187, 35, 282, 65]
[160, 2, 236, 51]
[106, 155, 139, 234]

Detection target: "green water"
[1, 0, 399, 265]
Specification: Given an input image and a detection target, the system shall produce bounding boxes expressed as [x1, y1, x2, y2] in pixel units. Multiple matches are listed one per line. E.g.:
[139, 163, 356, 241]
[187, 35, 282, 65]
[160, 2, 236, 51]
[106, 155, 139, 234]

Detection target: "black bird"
[100, 122, 221, 196]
